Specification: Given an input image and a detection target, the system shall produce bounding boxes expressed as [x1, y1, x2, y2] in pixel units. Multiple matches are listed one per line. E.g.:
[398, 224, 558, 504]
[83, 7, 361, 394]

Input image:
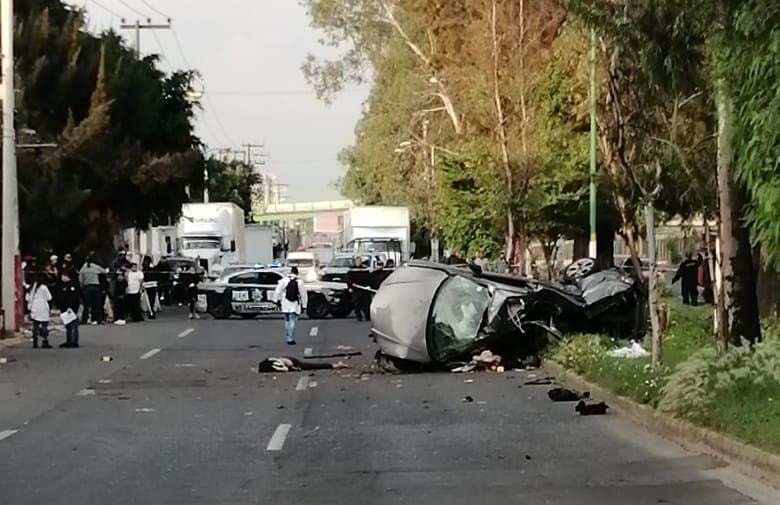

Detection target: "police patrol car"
[196, 264, 352, 320]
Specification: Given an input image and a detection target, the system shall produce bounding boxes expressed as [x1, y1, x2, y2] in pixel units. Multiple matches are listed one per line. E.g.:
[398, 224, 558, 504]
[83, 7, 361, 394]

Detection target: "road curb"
[543, 360, 780, 489]
[0, 335, 25, 350]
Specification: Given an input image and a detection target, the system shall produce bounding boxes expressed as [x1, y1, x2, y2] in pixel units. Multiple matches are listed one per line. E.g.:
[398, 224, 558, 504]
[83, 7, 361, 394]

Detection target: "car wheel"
[329, 307, 353, 319]
[208, 299, 232, 319]
[563, 257, 598, 282]
[306, 294, 329, 319]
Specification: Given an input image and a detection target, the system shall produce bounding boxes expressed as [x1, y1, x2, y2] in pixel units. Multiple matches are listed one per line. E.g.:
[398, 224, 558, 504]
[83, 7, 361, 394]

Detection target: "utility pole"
[120, 19, 171, 59]
[1, 0, 19, 333]
[588, 29, 598, 259]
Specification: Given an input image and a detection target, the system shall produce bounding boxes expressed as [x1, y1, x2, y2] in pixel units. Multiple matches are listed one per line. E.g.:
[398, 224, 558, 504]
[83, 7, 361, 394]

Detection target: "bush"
[658, 332, 780, 421]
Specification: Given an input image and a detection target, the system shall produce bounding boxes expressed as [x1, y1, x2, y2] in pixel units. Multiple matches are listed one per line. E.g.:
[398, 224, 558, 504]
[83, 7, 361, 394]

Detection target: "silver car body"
[370, 266, 448, 363]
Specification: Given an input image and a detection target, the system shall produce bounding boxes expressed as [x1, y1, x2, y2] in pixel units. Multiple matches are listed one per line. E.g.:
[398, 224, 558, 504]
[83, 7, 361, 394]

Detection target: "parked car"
[197, 267, 351, 320]
[371, 261, 646, 366]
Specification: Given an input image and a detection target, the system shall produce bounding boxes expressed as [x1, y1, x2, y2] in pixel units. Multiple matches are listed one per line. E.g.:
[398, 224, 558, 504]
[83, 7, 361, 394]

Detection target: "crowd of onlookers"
[22, 249, 202, 349]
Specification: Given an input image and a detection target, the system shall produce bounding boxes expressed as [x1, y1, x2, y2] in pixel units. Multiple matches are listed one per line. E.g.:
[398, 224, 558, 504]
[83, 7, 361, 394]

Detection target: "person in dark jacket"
[672, 252, 702, 306]
[346, 257, 370, 322]
[59, 271, 81, 348]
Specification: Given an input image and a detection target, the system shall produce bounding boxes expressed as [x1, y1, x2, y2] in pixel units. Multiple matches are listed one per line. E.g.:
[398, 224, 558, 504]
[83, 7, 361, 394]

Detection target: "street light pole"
[588, 29, 598, 259]
[1, 0, 19, 333]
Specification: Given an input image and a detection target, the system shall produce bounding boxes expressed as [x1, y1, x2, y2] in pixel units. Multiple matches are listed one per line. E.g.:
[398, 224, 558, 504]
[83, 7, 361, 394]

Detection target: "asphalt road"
[0, 309, 776, 505]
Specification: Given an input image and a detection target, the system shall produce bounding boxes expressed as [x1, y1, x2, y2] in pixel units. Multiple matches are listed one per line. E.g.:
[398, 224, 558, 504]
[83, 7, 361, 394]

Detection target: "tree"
[189, 158, 262, 221]
[13, 1, 202, 259]
[570, 0, 720, 365]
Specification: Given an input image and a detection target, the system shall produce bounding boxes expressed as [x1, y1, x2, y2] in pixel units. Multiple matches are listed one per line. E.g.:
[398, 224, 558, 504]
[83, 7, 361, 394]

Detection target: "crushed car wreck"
[370, 261, 647, 368]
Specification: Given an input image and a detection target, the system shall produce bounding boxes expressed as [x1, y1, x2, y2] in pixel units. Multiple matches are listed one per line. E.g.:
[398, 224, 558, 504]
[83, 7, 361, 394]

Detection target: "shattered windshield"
[429, 275, 492, 361]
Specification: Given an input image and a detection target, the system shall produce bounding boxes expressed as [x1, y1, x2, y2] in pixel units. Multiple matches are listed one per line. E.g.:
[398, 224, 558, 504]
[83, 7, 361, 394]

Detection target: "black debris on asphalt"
[524, 377, 555, 386]
[462, 395, 474, 403]
[575, 400, 609, 416]
[548, 387, 589, 402]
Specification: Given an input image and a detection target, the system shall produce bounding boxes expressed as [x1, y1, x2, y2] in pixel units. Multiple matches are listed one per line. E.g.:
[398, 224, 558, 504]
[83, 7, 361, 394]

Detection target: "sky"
[71, 0, 368, 202]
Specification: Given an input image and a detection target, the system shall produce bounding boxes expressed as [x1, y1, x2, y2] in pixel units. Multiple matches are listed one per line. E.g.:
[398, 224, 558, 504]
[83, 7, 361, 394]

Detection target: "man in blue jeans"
[274, 267, 308, 345]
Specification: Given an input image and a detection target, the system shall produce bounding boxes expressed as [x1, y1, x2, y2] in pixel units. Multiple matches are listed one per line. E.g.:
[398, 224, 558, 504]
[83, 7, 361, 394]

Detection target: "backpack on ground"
[285, 277, 300, 302]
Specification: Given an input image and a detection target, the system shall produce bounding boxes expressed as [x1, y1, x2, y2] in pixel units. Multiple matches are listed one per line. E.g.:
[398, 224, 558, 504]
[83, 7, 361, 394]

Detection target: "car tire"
[329, 307, 353, 319]
[208, 299, 232, 319]
[563, 257, 598, 283]
[306, 294, 329, 319]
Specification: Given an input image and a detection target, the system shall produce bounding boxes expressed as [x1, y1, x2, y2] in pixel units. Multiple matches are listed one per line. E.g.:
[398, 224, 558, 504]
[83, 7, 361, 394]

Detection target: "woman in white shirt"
[125, 263, 145, 322]
[27, 273, 53, 348]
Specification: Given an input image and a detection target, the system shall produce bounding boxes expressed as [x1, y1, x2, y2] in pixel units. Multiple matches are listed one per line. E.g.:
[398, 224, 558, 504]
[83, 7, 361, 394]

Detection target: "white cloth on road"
[27, 284, 52, 322]
[274, 275, 308, 315]
[126, 271, 144, 294]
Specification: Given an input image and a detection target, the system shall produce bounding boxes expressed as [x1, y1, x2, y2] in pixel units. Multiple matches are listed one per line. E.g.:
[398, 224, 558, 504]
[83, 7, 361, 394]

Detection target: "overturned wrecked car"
[370, 261, 646, 367]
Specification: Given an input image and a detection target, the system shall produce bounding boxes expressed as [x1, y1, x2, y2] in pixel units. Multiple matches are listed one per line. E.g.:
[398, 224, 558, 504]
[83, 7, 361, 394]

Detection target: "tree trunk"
[573, 232, 589, 261]
[645, 201, 663, 367]
[716, 82, 761, 348]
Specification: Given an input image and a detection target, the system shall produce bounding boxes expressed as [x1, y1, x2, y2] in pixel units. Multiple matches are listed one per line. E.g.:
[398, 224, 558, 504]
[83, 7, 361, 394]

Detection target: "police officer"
[672, 252, 702, 306]
[346, 257, 370, 322]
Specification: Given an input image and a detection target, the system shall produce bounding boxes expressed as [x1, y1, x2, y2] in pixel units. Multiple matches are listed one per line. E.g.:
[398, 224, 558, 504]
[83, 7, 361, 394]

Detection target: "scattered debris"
[0, 357, 8, 364]
[524, 377, 555, 386]
[476, 401, 487, 405]
[76, 389, 95, 397]
[463, 379, 474, 384]
[575, 400, 608, 416]
[135, 408, 155, 413]
[525, 455, 532, 460]
[244, 412, 253, 416]
[258, 357, 349, 372]
[305, 351, 362, 359]
[277, 405, 285, 409]
[547, 387, 589, 402]
[462, 395, 474, 403]
[101, 356, 113, 362]
[336, 345, 353, 351]
[97, 379, 112, 384]
[608, 341, 650, 359]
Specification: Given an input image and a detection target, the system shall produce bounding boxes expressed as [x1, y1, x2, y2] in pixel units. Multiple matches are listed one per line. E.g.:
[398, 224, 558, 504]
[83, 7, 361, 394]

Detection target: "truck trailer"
[177, 203, 245, 276]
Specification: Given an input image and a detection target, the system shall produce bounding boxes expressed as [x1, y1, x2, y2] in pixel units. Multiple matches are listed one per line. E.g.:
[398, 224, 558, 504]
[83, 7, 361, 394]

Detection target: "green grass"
[551, 299, 780, 454]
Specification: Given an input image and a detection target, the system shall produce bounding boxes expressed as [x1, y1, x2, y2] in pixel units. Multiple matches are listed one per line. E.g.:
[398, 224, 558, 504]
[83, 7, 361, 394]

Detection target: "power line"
[168, 26, 234, 145]
[169, 26, 193, 69]
[118, 0, 150, 19]
[150, 29, 173, 72]
[87, 0, 123, 18]
[139, 0, 169, 18]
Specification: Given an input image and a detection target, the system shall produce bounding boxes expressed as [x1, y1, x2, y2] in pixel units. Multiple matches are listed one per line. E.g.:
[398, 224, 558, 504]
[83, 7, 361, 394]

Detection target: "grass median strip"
[550, 299, 780, 455]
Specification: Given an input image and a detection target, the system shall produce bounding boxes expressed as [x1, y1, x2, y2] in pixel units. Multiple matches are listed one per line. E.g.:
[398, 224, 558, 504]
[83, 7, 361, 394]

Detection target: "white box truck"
[177, 203, 245, 276]
[244, 224, 275, 266]
[342, 206, 411, 266]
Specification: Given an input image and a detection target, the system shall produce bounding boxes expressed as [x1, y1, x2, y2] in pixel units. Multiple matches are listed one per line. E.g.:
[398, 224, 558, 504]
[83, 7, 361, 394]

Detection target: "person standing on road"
[346, 257, 370, 322]
[125, 263, 145, 322]
[59, 271, 81, 348]
[274, 266, 307, 345]
[183, 264, 200, 320]
[672, 252, 701, 306]
[111, 250, 130, 325]
[79, 252, 106, 325]
[141, 256, 158, 319]
[27, 273, 53, 349]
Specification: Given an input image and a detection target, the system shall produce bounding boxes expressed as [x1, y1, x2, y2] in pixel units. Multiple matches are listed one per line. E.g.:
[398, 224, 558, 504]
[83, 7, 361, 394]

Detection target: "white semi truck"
[177, 203, 245, 276]
[244, 224, 275, 266]
[342, 206, 411, 266]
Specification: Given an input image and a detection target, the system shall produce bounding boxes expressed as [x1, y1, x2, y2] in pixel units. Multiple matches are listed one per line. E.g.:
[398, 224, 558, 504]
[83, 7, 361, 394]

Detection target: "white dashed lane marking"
[139, 348, 161, 360]
[0, 430, 18, 441]
[177, 328, 195, 338]
[76, 389, 95, 397]
[267, 424, 292, 451]
[309, 326, 319, 337]
[303, 348, 313, 358]
[295, 377, 309, 391]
